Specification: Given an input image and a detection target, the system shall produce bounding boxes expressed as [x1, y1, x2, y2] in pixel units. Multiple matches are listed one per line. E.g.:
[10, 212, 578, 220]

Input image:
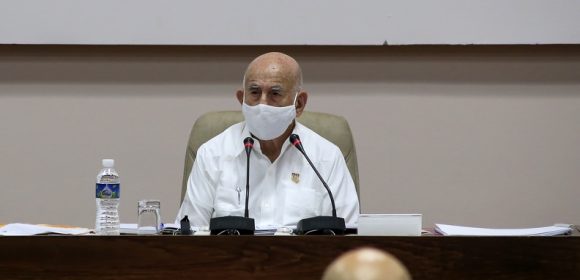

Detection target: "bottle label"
[96, 183, 120, 199]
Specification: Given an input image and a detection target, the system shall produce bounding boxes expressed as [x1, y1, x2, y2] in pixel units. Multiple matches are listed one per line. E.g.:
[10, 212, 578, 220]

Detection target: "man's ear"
[236, 89, 244, 105]
[295, 91, 308, 118]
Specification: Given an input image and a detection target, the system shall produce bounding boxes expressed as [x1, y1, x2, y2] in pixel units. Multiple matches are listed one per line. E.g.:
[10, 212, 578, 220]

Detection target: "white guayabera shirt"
[175, 122, 360, 229]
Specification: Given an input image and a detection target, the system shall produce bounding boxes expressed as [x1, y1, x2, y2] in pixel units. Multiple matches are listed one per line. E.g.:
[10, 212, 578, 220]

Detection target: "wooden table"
[1, 235, 579, 279]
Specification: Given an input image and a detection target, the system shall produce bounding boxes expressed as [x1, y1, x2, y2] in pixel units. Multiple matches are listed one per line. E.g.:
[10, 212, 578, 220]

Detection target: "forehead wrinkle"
[246, 77, 290, 90]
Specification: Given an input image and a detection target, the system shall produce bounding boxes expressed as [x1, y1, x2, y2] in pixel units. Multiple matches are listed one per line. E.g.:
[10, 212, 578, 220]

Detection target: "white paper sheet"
[435, 224, 572, 236]
[120, 223, 138, 234]
[0, 223, 91, 236]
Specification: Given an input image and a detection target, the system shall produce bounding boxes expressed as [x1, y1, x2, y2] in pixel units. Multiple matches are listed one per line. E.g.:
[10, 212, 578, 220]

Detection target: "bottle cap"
[102, 159, 115, 168]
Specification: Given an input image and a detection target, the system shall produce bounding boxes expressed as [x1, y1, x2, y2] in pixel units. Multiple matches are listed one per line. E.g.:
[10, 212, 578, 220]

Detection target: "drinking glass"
[137, 200, 161, 235]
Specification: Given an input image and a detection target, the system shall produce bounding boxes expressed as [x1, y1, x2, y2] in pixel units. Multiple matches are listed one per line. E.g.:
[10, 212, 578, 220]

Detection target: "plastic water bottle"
[95, 159, 120, 235]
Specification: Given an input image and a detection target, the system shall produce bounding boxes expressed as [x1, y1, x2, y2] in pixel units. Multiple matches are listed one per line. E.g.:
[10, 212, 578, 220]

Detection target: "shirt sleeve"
[325, 146, 360, 228]
[175, 146, 216, 227]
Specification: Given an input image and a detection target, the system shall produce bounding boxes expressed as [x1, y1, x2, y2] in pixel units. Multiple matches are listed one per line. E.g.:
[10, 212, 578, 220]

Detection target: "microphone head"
[289, 134, 305, 154]
[289, 134, 301, 146]
[244, 137, 254, 156]
[244, 136, 254, 147]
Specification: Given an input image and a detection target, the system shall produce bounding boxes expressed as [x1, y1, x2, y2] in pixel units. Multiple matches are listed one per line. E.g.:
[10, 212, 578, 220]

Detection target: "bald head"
[322, 248, 411, 280]
[237, 52, 308, 117]
[243, 52, 303, 93]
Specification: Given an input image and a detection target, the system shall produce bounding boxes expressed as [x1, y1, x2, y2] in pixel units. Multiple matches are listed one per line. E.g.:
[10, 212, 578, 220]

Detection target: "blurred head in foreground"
[322, 248, 411, 280]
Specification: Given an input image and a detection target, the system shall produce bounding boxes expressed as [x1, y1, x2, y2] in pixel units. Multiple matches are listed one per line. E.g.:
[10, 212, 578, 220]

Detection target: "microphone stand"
[289, 134, 346, 235]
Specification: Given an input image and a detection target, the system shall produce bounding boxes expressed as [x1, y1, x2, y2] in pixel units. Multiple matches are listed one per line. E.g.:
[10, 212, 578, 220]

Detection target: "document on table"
[120, 223, 138, 234]
[435, 223, 572, 236]
[0, 223, 91, 236]
[120, 223, 181, 234]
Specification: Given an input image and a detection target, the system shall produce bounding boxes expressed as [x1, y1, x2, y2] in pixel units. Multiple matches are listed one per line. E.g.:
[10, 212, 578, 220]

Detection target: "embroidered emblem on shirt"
[291, 173, 300, 184]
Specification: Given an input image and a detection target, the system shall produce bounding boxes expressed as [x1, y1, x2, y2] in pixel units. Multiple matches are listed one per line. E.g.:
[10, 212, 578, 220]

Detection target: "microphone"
[289, 134, 346, 235]
[243, 137, 254, 218]
[209, 137, 255, 235]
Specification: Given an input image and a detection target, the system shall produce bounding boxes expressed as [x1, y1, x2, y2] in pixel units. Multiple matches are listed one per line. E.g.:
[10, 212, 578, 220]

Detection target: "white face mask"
[242, 93, 298, 140]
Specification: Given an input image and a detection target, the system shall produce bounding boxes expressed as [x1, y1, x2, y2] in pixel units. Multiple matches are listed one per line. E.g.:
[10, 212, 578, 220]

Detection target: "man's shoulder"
[296, 122, 342, 157]
[198, 122, 244, 156]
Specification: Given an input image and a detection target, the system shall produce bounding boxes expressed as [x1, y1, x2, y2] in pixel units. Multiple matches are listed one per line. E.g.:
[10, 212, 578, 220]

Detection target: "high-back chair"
[181, 111, 359, 203]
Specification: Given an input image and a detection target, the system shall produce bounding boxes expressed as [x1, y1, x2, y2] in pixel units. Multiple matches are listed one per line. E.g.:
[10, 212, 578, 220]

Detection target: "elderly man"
[322, 248, 411, 280]
[176, 52, 359, 229]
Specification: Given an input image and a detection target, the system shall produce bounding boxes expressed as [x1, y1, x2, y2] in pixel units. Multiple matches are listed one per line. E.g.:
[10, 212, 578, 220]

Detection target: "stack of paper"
[120, 223, 138, 234]
[0, 223, 91, 236]
[435, 224, 572, 236]
[120, 223, 181, 234]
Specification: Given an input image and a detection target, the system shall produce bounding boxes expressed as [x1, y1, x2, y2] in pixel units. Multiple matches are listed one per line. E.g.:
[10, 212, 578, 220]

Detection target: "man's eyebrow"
[270, 85, 283, 91]
[247, 84, 260, 90]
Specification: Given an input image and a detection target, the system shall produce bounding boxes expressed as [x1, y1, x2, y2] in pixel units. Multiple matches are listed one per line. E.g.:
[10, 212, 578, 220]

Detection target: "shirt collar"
[233, 121, 304, 158]
[229, 122, 253, 158]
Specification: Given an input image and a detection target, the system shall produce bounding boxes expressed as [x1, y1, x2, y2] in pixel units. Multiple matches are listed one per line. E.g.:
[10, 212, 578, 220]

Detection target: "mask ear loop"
[242, 76, 247, 105]
[293, 91, 299, 107]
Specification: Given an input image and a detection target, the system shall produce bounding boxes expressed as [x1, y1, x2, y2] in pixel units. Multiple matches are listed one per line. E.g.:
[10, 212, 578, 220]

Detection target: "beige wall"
[1, 45, 579, 228]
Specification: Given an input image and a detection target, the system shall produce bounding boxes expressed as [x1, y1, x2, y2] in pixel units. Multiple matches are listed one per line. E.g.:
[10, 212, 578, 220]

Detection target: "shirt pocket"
[213, 186, 245, 218]
[283, 187, 323, 225]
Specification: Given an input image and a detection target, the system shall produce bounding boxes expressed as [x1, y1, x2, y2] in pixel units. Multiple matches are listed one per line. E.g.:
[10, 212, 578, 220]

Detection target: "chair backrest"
[181, 111, 359, 203]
